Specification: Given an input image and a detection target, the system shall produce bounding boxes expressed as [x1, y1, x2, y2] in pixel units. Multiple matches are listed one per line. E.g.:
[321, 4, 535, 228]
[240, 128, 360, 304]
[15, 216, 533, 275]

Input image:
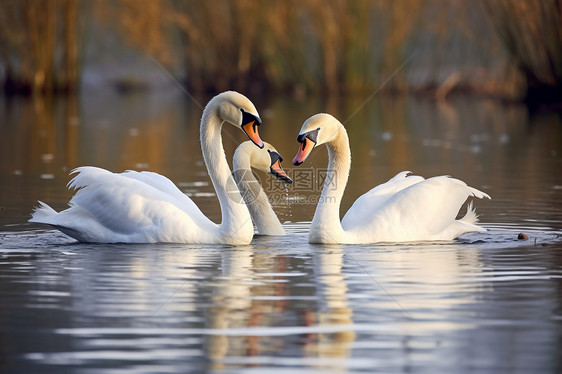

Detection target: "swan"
[233, 141, 292, 236]
[292, 113, 491, 244]
[29, 91, 271, 244]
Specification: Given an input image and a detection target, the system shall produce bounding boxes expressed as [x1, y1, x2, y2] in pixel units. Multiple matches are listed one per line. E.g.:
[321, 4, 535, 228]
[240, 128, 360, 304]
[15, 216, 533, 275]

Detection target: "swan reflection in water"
[204, 243, 356, 370]
[306, 246, 356, 361]
[9, 229, 559, 371]
[196, 239, 490, 370]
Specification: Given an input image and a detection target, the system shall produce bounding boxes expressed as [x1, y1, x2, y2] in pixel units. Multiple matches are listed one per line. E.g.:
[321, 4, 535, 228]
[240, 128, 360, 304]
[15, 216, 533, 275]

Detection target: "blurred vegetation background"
[0, 0, 560, 104]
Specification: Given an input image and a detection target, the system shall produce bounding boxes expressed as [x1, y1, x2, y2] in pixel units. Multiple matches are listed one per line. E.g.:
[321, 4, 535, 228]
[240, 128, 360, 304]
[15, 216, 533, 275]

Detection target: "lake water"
[0, 91, 561, 373]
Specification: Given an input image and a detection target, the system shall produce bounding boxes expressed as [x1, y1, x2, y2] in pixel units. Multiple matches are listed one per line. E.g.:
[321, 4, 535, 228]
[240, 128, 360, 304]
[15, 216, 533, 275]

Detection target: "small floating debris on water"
[194, 192, 216, 197]
[41, 153, 54, 163]
[178, 181, 209, 187]
[381, 131, 393, 141]
[517, 233, 528, 240]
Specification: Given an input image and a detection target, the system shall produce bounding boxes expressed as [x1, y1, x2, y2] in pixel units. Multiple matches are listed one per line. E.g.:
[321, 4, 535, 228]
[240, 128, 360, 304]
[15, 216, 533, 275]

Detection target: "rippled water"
[1, 92, 561, 373]
[1, 225, 561, 373]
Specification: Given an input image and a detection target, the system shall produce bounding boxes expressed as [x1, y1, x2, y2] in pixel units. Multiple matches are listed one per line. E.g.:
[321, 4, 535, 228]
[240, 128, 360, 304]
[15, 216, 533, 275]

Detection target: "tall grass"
[1, 0, 560, 99]
[482, 0, 562, 102]
[0, 0, 82, 94]
[93, 0, 529, 97]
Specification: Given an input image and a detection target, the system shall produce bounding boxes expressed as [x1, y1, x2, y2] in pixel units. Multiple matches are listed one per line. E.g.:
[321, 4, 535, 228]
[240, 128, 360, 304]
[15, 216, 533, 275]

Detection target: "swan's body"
[233, 141, 291, 236]
[29, 91, 268, 244]
[292, 113, 491, 244]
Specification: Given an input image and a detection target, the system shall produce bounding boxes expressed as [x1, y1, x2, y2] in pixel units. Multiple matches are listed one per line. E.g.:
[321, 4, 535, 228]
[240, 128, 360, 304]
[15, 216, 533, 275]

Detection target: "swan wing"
[70, 167, 211, 223]
[31, 167, 216, 243]
[343, 175, 490, 242]
[342, 171, 424, 228]
[120, 169, 204, 215]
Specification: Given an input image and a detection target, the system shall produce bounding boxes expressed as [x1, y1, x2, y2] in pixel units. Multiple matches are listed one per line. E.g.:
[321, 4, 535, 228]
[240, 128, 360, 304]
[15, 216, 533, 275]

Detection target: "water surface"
[0, 92, 561, 373]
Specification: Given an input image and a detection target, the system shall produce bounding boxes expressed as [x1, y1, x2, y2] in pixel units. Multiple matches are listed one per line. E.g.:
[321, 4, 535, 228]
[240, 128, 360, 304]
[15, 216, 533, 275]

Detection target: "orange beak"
[292, 138, 316, 165]
[242, 120, 264, 149]
[270, 158, 292, 184]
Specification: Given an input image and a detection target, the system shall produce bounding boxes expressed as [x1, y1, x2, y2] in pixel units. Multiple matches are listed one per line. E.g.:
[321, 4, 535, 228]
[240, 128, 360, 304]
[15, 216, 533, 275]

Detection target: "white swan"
[29, 91, 270, 244]
[233, 141, 292, 236]
[292, 113, 491, 244]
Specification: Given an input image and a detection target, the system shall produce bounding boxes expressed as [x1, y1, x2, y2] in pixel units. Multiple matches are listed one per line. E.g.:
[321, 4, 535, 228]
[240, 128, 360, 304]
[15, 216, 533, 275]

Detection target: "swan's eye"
[269, 150, 283, 165]
[240, 109, 262, 127]
[297, 128, 320, 144]
[306, 128, 320, 143]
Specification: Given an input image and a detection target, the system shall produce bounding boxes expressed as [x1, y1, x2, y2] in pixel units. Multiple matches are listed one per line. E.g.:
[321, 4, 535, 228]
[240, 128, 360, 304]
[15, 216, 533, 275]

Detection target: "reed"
[95, 0, 529, 97]
[0, 0, 82, 95]
[2, 0, 559, 100]
[481, 0, 562, 102]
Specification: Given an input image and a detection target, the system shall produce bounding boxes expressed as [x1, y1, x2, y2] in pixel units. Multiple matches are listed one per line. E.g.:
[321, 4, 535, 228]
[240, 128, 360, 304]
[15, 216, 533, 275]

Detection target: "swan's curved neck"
[233, 148, 285, 235]
[200, 107, 253, 241]
[310, 127, 350, 242]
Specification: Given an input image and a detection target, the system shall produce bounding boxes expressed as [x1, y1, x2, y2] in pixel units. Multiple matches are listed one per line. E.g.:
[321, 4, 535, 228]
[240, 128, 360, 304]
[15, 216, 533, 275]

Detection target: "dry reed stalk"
[3, 0, 552, 99]
[0, 0, 82, 94]
[483, 0, 562, 92]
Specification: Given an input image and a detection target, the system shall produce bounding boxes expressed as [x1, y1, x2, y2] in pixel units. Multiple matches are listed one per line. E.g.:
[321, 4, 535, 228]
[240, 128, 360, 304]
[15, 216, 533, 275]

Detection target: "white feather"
[296, 113, 491, 244]
[29, 91, 261, 244]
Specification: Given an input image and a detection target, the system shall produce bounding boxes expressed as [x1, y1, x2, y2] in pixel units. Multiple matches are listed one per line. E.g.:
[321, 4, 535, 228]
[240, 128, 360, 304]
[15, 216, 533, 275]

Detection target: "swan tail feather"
[456, 201, 487, 234]
[67, 166, 112, 190]
[458, 185, 490, 233]
[431, 201, 485, 240]
[29, 201, 58, 223]
[468, 186, 491, 200]
[460, 201, 479, 225]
